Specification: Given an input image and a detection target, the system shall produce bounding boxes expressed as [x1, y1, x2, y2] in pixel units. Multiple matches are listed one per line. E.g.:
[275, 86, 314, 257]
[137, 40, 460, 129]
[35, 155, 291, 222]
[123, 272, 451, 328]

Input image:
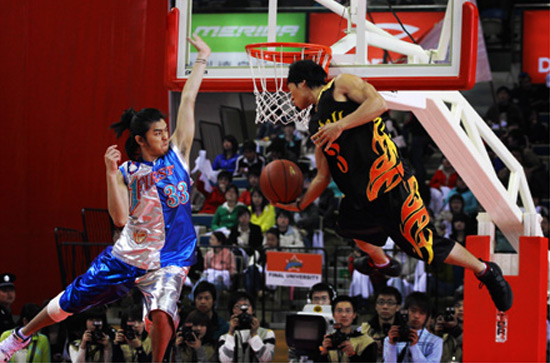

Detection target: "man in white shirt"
[384, 292, 442, 362]
[218, 291, 275, 362]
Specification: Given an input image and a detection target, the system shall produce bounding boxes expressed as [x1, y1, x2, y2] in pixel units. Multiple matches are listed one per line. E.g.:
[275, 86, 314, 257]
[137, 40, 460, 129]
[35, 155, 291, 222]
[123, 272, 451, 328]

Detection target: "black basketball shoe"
[476, 259, 513, 312]
[353, 255, 402, 277]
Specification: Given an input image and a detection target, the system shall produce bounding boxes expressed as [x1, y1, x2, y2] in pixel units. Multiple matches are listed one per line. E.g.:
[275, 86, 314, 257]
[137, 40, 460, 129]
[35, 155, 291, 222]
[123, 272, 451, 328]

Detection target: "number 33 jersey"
[112, 144, 196, 270]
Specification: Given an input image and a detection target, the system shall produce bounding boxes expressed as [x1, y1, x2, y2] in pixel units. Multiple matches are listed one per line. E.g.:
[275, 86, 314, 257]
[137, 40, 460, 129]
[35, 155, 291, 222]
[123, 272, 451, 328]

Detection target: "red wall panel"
[0, 1, 169, 313]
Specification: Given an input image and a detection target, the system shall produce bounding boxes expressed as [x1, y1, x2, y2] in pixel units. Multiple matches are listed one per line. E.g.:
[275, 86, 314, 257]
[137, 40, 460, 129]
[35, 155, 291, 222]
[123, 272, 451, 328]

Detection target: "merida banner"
[191, 13, 306, 66]
[522, 10, 550, 84]
[265, 251, 323, 287]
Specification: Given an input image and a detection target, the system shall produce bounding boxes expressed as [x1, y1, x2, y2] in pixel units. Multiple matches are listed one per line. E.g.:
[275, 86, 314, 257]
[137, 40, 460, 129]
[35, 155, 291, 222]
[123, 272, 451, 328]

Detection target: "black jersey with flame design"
[309, 80, 409, 207]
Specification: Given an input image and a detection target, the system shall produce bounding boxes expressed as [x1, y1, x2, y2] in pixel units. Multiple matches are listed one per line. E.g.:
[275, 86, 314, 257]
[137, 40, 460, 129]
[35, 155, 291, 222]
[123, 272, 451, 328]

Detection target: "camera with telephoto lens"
[444, 307, 455, 322]
[396, 312, 411, 342]
[91, 321, 104, 343]
[237, 304, 253, 330]
[328, 324, 348, 349]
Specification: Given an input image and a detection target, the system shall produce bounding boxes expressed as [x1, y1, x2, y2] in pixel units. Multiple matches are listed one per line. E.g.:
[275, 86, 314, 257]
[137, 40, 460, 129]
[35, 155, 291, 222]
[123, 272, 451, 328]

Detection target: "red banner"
[266, 251, 323, 287]
[309, 12, 444, 64]
[522, 10, 550, 84]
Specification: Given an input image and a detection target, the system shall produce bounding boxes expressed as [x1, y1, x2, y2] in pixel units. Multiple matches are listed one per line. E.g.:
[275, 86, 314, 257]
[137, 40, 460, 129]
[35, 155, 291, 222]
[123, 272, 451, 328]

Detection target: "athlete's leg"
[20, 292, 71, 336]
[354, 239, 389, 265]
[353, 239, 402, 277]
[20, 309, 57, 336]
[137, 265, 188, 360]
[443, 242, 485, 274]
[150, 310, 174, 362]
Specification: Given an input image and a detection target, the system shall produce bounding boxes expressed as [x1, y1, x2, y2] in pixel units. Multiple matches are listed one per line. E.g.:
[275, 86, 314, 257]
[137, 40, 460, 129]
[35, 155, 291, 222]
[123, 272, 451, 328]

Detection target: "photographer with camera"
[174, 310, 216, 362]
[434, 294, 463, 362]
[365, 286, 403, 361]
[112, 306, 151, 362]
[68, 307, 112, 363]
[288, 282, 336, 362]
[218, 291, 275, 362]
[319, 296, 377, 362]
[384, 292, 442, 362]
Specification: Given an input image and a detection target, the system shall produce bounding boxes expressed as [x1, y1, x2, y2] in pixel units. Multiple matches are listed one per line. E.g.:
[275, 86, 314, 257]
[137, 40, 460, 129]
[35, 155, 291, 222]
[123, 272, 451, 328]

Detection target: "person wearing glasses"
[365, 286, 403, 361]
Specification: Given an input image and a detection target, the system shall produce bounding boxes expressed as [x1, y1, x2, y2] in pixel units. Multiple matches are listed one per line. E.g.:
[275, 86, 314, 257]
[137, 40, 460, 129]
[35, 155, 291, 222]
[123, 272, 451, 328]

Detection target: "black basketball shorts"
[336, 175, 455, 265]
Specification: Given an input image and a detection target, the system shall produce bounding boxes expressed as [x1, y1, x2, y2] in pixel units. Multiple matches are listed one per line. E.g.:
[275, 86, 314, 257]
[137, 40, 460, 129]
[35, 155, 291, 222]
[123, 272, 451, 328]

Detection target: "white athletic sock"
[475, 262, 488, 276]
[374, 259, 390, 268]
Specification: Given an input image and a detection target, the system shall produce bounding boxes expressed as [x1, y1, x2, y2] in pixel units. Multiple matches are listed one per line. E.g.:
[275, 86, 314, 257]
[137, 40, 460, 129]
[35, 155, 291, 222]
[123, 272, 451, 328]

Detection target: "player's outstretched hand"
[311, 121, 344, 151]
[187, 34, 210, 58]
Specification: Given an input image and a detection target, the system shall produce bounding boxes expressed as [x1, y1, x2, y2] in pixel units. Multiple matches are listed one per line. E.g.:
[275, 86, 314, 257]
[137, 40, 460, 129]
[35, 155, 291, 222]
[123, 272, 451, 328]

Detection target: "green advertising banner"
[191, 13, 306, 54]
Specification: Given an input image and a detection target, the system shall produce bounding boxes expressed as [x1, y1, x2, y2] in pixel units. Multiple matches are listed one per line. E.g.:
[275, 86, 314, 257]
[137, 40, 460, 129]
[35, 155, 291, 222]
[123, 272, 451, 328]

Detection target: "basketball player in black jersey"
[275, 60, 513, 312]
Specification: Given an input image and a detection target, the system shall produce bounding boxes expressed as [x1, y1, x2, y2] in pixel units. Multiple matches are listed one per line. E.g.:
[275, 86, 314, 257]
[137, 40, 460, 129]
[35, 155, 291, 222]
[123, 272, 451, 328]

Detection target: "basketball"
[260, 159, 304, 204]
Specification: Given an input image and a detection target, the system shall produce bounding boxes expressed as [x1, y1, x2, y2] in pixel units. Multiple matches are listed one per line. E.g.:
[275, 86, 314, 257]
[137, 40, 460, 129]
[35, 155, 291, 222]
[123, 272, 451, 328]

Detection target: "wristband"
[195, 58, 207, 64]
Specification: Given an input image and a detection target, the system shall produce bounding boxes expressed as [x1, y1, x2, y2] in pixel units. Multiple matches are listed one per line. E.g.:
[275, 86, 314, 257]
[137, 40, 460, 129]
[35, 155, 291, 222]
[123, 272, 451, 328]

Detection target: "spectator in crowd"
[238, 166, 261, 206]
[174, 310, 216, 362]
[68, 307, 113, 363]
[0, 303, 50, 362]
[213, 135, 240, 173]
[218, 291, 275, 363]
[196, 170, 233, 214]
[112, 306, 152, 362]
[211, 185, 246, 231]
[269, 209, 304, 249]
[384, 292, 443, 362]
[265, 137, 298, 163]
[434, 294, 464, 363]
[485, 86, 524, 134]
[256, 121, 282, 141]
[187, 246, 205, 286]
[526, 109, 550, 145]
[499, 144, 549, 199]
[192, 282, 229, 341]
[309, 282, 336, 306]
[235, 140, 266, 177]
[511, 72, 549, 123]
[228, 207, 263, 257]
[0, 274, 16, 334]
[429, 156, 458, 195]
[249, 188, 276, 233]
[445, 176, 479, 218]
[319, 296, 377, 362]
[366, 286, 403, 361]
[436, 194, 470, 238]
[402, 113, 434, 185]
[203, 232, 237, 292]
[278, 123, 302, 160]
[245, 228, 280, 299]
[449, 213, 470, 247]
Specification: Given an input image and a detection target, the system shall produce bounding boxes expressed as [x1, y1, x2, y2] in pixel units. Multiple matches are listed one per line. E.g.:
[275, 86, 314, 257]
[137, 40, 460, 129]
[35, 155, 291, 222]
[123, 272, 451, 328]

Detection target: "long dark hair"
[250, 187, 269, 211]
[110, 108, 166, 161]
[223, 135, 239, 157]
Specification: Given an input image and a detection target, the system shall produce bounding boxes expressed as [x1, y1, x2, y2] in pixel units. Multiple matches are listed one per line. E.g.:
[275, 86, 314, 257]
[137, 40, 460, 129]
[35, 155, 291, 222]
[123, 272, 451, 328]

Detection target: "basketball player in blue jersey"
[275, 60, 513, 313]
[0, 35, 211, 362]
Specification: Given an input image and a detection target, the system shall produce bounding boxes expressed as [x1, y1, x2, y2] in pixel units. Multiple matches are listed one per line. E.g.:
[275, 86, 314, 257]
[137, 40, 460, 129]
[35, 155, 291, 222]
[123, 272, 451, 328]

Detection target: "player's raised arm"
[312, 74, 387, 151]
[171, 35, 211, 164]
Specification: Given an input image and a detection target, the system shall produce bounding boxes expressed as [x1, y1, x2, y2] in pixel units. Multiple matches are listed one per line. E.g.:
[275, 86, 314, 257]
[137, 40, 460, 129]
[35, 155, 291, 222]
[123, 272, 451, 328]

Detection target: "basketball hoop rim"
[245, 42, 332, 72]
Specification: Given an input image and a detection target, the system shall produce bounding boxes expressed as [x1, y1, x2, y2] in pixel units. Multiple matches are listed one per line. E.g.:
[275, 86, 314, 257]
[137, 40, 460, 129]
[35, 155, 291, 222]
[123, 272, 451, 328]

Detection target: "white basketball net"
[246, 44, 331, 126]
